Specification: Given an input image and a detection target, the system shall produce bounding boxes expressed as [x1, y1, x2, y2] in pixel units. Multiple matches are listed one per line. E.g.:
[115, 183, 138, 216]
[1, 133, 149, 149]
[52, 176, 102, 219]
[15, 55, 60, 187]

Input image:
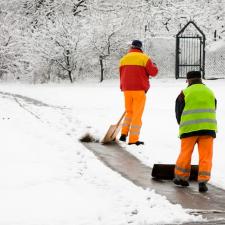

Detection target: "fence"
[83, 37, 225, 81]
[144, 37, 225, 80]
[144, 37, 175, 78]
[205, 40, 225, 79]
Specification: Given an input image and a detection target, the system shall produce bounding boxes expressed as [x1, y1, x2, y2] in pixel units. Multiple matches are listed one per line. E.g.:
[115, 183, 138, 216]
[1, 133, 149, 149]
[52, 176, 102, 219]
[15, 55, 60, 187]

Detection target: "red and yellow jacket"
[119, 49, 158, 91]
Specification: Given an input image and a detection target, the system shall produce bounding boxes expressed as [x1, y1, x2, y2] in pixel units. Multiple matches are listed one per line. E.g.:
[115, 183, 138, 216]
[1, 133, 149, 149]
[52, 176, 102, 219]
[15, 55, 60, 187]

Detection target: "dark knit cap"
[131, 40, 142, 49]
[186, 71, 201, 79]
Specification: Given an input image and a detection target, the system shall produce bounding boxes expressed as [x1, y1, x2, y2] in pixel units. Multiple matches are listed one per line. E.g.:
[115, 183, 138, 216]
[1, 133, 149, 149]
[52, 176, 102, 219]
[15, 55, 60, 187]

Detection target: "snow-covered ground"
[0, 78, 224, 225]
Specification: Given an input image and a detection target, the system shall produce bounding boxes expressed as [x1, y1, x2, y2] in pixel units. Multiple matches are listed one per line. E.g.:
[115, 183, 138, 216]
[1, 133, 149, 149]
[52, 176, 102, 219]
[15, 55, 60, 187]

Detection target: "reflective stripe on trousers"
[174, 135, 213, 182]
[121, 117, 132, 133]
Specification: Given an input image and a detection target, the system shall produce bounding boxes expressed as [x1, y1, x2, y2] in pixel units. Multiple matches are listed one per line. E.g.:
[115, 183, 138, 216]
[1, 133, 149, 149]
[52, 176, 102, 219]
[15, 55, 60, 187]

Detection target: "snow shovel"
[101, 112, 126, 144]
[151, 164, 199, 181]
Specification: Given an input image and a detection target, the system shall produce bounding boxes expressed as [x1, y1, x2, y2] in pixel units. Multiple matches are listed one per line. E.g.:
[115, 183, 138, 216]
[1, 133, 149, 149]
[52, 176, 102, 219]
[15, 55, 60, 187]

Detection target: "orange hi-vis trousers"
[121, 91, 146, 143]
[175, 135, 213, 183]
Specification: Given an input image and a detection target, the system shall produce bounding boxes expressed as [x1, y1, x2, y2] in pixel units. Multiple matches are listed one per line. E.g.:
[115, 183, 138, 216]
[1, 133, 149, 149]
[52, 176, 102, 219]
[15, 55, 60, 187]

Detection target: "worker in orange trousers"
[119, 40, 158, 145]
[174, 71, 217, 192]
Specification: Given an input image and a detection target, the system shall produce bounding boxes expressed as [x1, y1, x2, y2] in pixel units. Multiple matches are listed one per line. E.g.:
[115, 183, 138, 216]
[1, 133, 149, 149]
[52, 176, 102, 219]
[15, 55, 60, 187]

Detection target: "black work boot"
[128, 141, 144, 146]
[199, 182, 208, 193]
[173, 178, 189, 187]
[119, 134, 127, 142]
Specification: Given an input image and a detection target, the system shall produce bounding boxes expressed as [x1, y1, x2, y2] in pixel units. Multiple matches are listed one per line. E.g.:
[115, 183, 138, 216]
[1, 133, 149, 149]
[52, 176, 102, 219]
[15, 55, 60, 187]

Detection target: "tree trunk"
[66, 50, 73, 83]
[99, 55, 104, 82]
[68, 70, 73, 83]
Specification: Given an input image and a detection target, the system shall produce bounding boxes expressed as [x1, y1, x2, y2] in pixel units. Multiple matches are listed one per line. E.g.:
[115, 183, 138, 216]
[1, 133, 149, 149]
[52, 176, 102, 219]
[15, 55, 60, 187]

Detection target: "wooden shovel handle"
[116, 111, 126, 126]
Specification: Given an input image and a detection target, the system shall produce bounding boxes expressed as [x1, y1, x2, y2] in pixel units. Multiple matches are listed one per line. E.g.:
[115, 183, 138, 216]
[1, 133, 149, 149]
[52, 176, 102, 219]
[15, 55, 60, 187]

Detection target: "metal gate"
[175, 21, 206, 79]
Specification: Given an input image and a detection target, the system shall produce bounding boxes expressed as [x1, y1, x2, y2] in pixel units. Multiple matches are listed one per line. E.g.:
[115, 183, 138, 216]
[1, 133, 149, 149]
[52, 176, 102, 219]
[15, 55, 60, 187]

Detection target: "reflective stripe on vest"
[179, 84, 217, 137]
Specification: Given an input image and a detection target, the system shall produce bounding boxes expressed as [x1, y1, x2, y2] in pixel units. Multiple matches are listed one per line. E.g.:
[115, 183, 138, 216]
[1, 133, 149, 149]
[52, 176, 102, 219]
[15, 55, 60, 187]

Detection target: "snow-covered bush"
[0, 12, 29, 80]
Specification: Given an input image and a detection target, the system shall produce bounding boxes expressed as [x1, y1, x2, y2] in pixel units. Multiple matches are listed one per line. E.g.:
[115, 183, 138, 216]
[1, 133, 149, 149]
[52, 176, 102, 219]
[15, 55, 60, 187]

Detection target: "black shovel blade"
[151, 164, 199, 181]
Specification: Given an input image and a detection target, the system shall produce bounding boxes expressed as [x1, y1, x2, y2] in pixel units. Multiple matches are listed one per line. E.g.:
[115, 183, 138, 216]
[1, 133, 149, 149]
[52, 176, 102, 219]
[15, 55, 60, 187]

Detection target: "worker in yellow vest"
[174, 71, 217, 192]
[119, 40, 158, 145]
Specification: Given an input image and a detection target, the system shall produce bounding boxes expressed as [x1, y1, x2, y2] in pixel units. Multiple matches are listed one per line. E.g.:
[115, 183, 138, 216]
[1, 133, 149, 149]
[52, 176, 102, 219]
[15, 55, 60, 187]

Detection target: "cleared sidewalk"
[83, 142, 225, 224]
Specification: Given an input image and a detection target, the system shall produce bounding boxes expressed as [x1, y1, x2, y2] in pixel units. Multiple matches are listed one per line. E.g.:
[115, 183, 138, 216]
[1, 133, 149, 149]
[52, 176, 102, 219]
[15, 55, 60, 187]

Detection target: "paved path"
[83, 142, 225, 224]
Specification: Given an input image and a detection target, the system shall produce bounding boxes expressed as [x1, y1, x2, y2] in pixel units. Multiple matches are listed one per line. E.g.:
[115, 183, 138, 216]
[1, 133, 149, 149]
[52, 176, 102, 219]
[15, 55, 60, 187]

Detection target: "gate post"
[202, 35, 206, 79]
[175, 35, 180, 79]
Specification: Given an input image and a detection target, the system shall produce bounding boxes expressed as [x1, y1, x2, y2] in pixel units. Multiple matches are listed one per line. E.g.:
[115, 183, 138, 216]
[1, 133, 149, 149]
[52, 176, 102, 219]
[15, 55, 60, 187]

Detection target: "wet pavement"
[182, 220, 225, 225]
[83, 142, 225, 224]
